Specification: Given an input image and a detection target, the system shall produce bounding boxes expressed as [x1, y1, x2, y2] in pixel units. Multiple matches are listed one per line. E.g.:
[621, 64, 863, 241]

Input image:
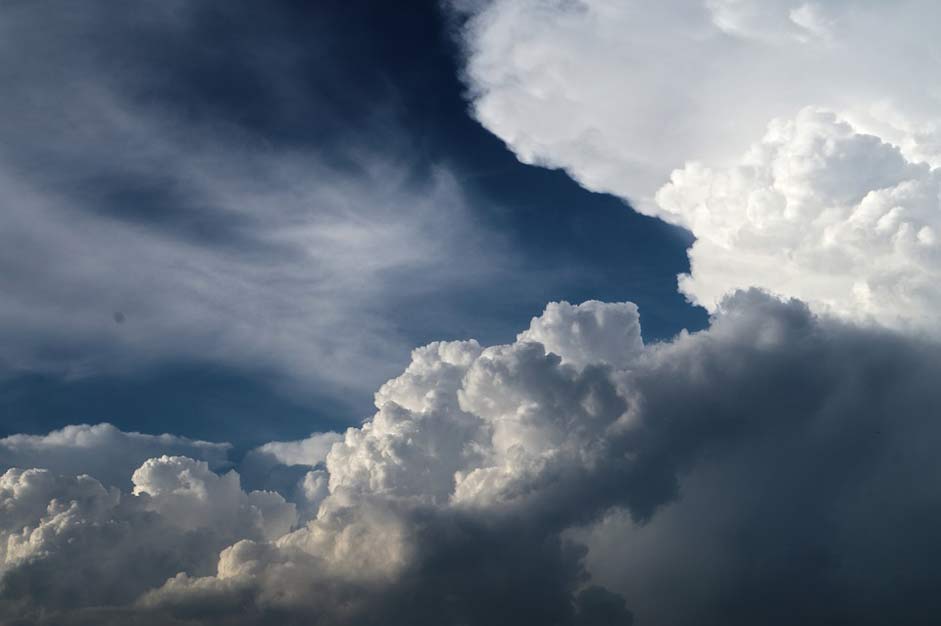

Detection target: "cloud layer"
[6, 294, 941, 624]
[0, 424, 230, 489]
[454, 0, 941, 331]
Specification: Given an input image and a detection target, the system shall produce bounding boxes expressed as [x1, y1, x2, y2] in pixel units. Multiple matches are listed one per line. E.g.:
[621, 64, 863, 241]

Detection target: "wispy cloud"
[0, 2, 508, 399]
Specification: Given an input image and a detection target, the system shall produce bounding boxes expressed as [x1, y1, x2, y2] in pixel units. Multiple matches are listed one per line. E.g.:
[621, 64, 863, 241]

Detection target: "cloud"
[7, 3, 941, 624]
[247, 433, 344, 469]
[453, 0, 941, 331]
[0, 294, 928, 623]
[0, 423, 230, 488]
[132, 456, 296, 542]
[0, 458, 293, 623]
[517, 300, 644, 370]
[658, 108, 941, 329]
[0, 1, 508, 402]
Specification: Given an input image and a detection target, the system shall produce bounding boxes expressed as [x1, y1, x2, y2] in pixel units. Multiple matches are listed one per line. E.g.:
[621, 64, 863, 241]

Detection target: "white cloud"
[247, 432, 343, 469]
[454, 0, 941, 331]
[517, 300, 643, 369]
[0, 423, 230, 488]
[0, 468, 119, 569]
[132, 456, 296, 541]
[657, 108, 941, 329]
[0, 457, 293, 622]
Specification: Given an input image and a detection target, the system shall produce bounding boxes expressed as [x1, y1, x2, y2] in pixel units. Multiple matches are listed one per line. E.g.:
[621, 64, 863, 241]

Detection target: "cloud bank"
[454, 0, 941, 331]
[0, 423, 230, 489]
[6, 294, 941, 624]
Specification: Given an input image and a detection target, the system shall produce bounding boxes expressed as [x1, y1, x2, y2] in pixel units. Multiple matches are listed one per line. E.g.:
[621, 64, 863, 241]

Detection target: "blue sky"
[6, 2, 941, 624]
[0, 1, 704, 447]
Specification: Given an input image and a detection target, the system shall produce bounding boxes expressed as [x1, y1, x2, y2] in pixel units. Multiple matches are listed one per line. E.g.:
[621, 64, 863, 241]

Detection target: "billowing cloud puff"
[0, 423, 230, 488]
[453, 0, 941, 331]
[658, 108, 941, 329]
[132, 456, 296, 541]
[517, 300, 643, 369]
[0, 458, 293, 623]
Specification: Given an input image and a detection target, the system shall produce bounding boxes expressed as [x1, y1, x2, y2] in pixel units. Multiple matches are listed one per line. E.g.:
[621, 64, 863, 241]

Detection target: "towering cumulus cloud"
[454, 0, 941, 331]
[6, 296, 941, 624]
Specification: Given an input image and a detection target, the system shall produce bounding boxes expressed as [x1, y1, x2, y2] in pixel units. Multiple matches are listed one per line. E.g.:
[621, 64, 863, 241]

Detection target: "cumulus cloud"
[0, 423, 230, 488]
[658, 108, 941, 329]
[132, 456, 296, 541]
[517, 300, 644, 370]
[454, 0, 941, 331]
[0, 457, 293, 623]
[0, 295, 931, 624]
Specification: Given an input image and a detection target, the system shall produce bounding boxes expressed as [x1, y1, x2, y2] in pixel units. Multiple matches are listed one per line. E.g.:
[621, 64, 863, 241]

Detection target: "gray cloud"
[6, 294, 941, 623]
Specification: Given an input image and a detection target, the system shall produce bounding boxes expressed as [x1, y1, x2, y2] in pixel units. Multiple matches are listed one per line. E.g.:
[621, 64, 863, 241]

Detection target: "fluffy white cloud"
[0, 457, 293, 623]
[454, 0, 941, 331]
[457, 0, 941, 206]
[0, 423, 230, 488]
[0, 468, 119, 569]
[658, 108, 941, 329]
[517, 300, 643, 370]
[132, 456, 296, 541]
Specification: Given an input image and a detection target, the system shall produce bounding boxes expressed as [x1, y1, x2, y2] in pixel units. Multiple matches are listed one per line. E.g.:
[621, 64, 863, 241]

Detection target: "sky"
[0, 0, 702, 448]
[3, 1, 941, 625]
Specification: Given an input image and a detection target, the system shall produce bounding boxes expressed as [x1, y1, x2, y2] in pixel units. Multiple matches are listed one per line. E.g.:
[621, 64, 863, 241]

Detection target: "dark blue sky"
[0, 0, 705, 448]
